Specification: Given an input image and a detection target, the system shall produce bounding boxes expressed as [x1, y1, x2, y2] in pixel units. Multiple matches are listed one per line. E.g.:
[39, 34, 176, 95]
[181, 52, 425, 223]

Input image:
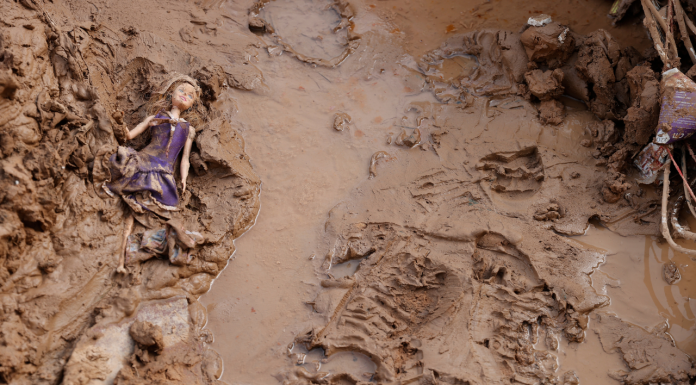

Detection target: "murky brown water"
[573, 222, 696, 357]
[199, 0, 693, 383]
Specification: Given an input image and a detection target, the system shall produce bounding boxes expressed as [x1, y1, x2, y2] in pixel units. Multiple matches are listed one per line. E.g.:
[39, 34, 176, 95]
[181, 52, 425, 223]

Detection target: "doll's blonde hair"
[145, 74, 206, 128]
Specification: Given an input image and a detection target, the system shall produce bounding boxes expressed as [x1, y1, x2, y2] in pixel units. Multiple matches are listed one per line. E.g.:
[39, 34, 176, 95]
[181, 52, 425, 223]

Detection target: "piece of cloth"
[105, 111, 190, 214]
[141, 228, 168, 254]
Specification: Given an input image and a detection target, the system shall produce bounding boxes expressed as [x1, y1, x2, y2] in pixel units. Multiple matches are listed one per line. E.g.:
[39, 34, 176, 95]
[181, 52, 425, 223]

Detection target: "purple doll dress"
[105, 111, 191, 216]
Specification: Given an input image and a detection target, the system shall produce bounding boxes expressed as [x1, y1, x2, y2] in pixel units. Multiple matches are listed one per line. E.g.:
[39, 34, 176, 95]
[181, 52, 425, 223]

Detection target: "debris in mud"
[663, 261, 681, 284]
[655, 68, 696, 144]
[332, 112, 351, 131]
[527, 14, 553, 27]
[368, 151, 393, 179]
[395, 128, 421, 147]
[635, 142, 668, 183]
[3, 0, 696, 383]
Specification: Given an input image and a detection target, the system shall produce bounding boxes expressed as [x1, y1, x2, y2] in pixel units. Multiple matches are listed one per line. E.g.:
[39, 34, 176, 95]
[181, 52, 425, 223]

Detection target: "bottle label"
[655, 71, 696, 144]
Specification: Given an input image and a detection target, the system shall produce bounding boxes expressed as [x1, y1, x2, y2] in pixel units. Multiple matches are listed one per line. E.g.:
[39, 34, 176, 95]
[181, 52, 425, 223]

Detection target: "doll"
[104, 74, 205, 272]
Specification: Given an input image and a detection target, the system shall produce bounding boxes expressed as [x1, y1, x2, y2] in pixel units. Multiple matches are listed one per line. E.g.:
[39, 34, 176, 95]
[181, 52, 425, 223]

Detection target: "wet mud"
[0, 0, 695, 384]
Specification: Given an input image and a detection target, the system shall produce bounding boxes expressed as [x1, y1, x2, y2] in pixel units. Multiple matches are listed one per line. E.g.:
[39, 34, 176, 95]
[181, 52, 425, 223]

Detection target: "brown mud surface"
[1, 0, 695, 384]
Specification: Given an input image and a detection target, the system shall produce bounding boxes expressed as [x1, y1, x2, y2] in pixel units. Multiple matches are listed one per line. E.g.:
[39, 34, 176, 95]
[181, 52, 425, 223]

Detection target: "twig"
[681, 149, 696, 218]
[661, 160, 696, 257]
[641, 0, 672, 66]
[668, 0, 675, 44]
[674, 0, 696, 64]
[688, 143, 696, 163]
[685, 11, 696, 35]
[642, 0, 679, 63]
[670, 192, 696, 241]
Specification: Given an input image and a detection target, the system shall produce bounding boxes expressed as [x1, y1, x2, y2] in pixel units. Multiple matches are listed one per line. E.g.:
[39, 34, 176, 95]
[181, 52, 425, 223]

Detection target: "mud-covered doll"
[104, 74, 205, 273]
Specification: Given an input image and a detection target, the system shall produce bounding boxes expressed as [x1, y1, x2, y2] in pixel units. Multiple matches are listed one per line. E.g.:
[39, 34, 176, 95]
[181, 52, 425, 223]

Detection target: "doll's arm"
[180, 130, 194, 191]
[126, 115, 157, 140]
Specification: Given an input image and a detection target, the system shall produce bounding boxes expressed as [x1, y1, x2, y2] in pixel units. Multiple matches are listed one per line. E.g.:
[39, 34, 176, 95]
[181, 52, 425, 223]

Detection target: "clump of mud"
[0, 1, 262, 383]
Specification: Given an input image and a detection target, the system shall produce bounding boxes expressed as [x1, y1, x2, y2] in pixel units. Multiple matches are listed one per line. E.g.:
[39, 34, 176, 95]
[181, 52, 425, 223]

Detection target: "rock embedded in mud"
[524, 68, 564, 100]
[332, 112, 351, 131]
[538, 99, 565, 125]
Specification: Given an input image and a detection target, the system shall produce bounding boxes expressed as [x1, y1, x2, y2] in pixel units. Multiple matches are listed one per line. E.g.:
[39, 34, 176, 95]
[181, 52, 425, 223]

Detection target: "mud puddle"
[572, 222, 696, 357]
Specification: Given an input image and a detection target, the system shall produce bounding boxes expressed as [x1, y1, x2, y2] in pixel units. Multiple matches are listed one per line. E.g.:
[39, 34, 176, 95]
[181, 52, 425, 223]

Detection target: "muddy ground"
[0, 0, 695, 384]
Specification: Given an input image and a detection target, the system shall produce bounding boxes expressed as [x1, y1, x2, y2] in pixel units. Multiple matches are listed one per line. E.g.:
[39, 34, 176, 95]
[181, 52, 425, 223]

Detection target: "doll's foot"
[116, 265, 127, 274]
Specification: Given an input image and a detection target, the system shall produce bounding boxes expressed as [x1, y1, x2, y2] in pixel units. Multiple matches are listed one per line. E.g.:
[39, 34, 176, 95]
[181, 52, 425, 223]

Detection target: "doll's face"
[171, 83, 196, 111]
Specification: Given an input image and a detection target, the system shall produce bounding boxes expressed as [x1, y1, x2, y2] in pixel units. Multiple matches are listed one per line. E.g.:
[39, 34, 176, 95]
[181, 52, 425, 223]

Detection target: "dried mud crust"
[0, 1, 261, 384]
[248, 0, 361, 67]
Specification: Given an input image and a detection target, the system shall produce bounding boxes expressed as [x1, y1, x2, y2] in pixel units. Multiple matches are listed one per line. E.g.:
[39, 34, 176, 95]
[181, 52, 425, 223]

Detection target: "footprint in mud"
[409, 169, 480, 213]
[473, 232, 542, 294]
[293, 223, 590, 384]
[249, 0, 359, 67]
[476, 146, 545, 196]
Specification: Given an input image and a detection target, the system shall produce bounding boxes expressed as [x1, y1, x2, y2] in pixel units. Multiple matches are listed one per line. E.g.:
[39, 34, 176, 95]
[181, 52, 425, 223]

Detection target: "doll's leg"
[117, 213, 134, 274]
